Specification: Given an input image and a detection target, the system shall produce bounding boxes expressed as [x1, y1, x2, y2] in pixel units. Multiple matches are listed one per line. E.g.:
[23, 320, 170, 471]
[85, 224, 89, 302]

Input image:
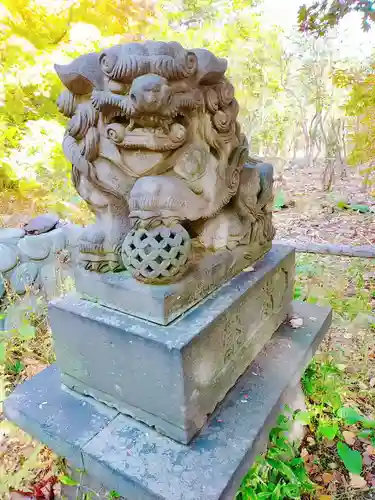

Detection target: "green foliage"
[0, 0, 291, 205]
[303, 356, 345, 411]
[318, 420, 339, 440]
[0, 342, 5, 364]
[0, 0, 154, 208]
[58, 474, 79, 487]
[337, 201, 371, 212]
[153, 0, 287, 156]
[274, 191, 286, 210]
[337, 442, 363, 475]
[332, 64, 375, 190]
[302, 355, 375, 478]
[298, 0, 375, 37]
[237, 412, 315, 499]
[108, 491, 121, 499]
[337, 406, 375, 445]
[0, 0, 356, 202]
[18, 322, 36, 340]
[7, 359, 24, 375]
[338, 406, 364, 425]
[294, 254, 372, 321]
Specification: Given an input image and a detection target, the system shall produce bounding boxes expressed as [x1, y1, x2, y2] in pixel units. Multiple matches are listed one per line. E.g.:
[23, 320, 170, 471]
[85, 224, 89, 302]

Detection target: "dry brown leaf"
[53, 482, 62, 498]
[349, 473, 368, 489]
[319, 496, 333, 500]
[343, 430, 356, 446]
[363, 452, 372, 466]
[323, 439, 336, 448]
[333, 470, 345, 483]
[366, 445, 375, 455]
[365, 472, 375, 487]
[322, 472, 334, 484]
[23, 360, 47, 380]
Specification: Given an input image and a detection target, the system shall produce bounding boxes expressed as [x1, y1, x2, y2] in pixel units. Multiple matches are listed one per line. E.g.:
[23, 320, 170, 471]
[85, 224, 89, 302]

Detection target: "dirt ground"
[274, 164, 375, 246]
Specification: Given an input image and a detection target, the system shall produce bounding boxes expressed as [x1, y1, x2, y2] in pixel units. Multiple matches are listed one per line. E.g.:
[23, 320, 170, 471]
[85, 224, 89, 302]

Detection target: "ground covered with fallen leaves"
[275, 164, 375, 247]
[0, 163, 375, 499]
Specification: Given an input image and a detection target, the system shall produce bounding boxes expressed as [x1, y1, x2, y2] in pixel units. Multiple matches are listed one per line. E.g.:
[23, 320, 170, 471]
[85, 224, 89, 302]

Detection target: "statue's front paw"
[197, 210, 244, 250]
[128, 175, 207, 224]
[79, 226, 105, 253]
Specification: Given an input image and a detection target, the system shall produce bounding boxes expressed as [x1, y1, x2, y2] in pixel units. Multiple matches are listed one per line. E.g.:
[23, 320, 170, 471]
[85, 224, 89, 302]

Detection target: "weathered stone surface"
[24, 213, 59, 234]
[39, 263, 58, 299]
[45, 227, 67, 252]
[0, 228, 25, 243]
[4, 301, 332, 500]
[0, 223, 76, 309]
[55, 41, 274, 276]
[18, 235, 51, 260]
[4, 365, 118, 467]
[50, 245, 294, 444]
[0, 243, 18, 272]
[122, 224, 192, 283]
[0, 274, 5, 299]
[75, 240, 271, 325]
[10, 262, 39, 294]
[18, 228, 67, 261]
[62, 224, 83, 247]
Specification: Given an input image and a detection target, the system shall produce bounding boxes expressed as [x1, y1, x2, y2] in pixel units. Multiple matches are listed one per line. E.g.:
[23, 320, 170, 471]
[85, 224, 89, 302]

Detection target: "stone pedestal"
[49, 245, 294, 444]
[74, 241, 272, 325]
[4, 242, 333, 499]
[4, 301, 332, 500]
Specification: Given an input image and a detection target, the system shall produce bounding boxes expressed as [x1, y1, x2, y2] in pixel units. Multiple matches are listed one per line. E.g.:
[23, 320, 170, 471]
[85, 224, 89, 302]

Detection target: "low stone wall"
[0, 215, 82, 331]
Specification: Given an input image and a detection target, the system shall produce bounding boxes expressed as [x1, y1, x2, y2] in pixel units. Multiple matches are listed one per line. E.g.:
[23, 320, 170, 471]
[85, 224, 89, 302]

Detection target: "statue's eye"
[100, 55, 115, 73]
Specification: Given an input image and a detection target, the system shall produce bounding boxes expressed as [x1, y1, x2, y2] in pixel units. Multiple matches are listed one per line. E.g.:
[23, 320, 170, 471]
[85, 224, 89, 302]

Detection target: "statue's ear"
[54, 53, 104, 95]
[192, 48, 227, 85]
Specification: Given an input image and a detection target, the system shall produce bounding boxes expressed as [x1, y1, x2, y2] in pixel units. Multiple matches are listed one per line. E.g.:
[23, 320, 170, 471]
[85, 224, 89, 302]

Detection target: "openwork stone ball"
[121, 224, 192, 283]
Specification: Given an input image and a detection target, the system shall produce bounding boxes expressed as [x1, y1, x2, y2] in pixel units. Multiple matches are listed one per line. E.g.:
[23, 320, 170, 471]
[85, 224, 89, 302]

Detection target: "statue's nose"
[129, 74, 169, 112]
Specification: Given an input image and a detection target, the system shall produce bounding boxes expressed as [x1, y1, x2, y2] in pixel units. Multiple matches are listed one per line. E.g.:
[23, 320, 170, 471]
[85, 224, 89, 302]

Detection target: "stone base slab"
[48, 245, 295, 444]
[61, 381, 307, 500]
[4, 301, 332, 500]
[74, 241, 271, 325]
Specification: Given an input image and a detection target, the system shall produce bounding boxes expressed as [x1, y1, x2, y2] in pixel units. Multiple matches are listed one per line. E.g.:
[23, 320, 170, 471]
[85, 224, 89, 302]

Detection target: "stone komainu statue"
[55, 41, 274, 276]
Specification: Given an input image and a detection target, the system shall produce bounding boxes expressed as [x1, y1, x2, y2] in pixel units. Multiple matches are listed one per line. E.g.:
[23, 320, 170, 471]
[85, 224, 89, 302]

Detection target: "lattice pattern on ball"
[121, 224, 191, 282]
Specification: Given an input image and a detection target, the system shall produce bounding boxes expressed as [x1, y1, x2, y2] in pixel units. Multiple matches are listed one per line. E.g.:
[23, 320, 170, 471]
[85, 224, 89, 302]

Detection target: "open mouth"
[105, 113, 188, 151]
